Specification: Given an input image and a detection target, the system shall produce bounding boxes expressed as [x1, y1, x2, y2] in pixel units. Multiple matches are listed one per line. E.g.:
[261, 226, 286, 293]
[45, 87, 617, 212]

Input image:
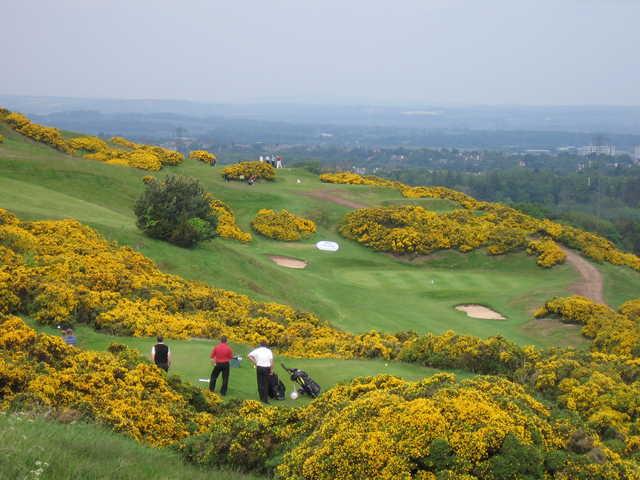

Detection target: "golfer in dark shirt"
[151, 335, 171, 371]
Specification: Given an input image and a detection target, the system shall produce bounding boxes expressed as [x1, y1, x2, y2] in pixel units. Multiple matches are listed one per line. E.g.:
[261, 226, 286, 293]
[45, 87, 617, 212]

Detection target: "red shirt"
[211, 343, 233, 363]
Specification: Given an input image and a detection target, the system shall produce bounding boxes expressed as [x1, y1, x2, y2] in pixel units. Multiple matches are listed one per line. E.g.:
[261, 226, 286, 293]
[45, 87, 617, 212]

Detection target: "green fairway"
[0, 413, 262, 480]
[2, 126, 640, 349]
[30, 322, 463, 406]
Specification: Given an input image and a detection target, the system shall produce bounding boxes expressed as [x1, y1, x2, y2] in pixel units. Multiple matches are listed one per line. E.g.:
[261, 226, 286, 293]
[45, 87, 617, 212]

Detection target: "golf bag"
[281, 363, 321, 398]
[268, 372, 286, 401]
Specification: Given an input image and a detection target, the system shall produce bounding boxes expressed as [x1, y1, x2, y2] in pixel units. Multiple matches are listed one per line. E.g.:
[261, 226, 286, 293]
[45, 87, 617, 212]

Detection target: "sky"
[2, 0, 640, 106]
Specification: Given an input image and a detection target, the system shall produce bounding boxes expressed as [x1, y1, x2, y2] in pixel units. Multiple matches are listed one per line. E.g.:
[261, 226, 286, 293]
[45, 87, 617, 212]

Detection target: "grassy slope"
[0, 413, 261, 480]
[2, 123, 639, 349]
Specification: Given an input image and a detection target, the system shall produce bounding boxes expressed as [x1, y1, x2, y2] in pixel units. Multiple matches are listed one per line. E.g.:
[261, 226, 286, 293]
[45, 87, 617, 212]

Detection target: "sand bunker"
[455, 304, 506, 320]
[269, 256, 308, 269]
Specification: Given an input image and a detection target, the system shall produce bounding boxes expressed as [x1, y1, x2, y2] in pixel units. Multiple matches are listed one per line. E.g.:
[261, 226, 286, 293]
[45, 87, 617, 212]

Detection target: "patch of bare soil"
[455, 304, 506, 320]
[562, 247, 605, 304]
[303, 189, 367, 209]
[269, 256, 308, 269]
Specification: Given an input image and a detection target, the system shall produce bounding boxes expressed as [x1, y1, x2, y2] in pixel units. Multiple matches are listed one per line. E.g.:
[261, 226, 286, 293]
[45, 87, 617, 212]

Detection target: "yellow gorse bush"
[535, 295, 640, 357]
[0, 108, 183, 171]
[0, 208, 382, 359]
[0, 315, 217, 446]
[323, 172, 640, 271]
[251, 209, 316, 241]
[190, 150, 216, 163]
[208, 196, 252, 243]
[527, 237, 567, 267]
[68, 136, 109, 153]
[222, 161, 275, 181]
[3, 111, 71, 154]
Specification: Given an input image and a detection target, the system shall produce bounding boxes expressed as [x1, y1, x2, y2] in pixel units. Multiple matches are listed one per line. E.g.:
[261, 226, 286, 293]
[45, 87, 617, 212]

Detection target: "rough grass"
[0, 412, 262, 480]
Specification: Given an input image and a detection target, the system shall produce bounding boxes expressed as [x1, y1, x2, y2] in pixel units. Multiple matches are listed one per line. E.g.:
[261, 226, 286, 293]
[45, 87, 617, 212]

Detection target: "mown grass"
[29, 322, 468, 406]
[2, 125, 639, 349]
[0, 412, 262, 480]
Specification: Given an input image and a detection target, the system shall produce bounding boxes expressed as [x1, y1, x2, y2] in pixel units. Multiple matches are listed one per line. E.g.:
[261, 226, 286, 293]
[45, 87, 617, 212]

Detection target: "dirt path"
[303, 189, 367, 209]
[562, 247, 605, 304]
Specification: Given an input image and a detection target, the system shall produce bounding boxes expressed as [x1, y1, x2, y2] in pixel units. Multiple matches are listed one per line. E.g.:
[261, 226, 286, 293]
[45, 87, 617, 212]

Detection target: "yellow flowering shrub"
[534, 296, 640, 356]
[222, 161, 275, 181]
[320, 172, 401, 189]
[208, 197, 252, 243]
[190, 150, 216, 164]
[110, 136, 140, 149]
[4, 111, 71, 153]
[527, 238, 567, 267]
[324, 172, 640, 271]
[0, 109, 183, 171]
[0, 210, 377, 359]
[0, 133, 4, 143]
[180, 373, 639, 479]
[252, 209, 316, 241]
[0, 316, 217, 446]
[68, 136, 108, 153]
[340, 205, 528, 256]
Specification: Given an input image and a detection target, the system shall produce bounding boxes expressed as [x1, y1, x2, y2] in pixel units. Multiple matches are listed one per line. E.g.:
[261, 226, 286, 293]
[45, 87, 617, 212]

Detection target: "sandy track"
[562, 247, 605, 304]
[303, 189, 367, 209]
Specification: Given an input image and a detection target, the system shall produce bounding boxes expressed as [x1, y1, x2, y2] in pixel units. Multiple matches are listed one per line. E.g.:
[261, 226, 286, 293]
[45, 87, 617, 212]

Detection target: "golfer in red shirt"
[210, 336, 234, 395]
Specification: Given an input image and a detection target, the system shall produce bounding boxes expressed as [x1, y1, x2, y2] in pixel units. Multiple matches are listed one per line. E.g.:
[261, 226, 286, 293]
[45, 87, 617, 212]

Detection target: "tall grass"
[0, 412, 263, 480]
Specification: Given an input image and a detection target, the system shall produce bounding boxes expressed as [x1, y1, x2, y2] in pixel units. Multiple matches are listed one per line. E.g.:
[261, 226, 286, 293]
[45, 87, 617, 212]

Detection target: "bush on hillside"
[0, 134, 4, 144]
[222, 161, 275, 181]
[134, 175, 217, 248]
[190, 150, 216, 164]
[251, 209, 316, 241]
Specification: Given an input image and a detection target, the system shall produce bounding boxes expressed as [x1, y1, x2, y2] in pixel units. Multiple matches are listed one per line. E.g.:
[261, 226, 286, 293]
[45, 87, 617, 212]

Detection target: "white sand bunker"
[269, 256, 308, 269]
[455, 304, 506, 320]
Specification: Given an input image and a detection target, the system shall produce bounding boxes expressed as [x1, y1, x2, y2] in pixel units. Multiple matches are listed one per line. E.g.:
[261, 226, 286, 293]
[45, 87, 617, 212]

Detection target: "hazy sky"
[2, 0, 640, 105]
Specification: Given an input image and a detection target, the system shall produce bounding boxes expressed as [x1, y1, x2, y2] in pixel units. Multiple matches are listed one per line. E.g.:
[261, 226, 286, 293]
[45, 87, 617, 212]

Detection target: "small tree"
[134, 175, 217, 247]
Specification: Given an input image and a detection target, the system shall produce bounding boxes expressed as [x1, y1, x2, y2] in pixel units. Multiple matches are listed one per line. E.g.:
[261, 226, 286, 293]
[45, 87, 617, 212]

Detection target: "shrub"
[251, 209, 316, 241]
[208, 197, 252, 243]
[190, 150, 216, 164]
[134, 175, 217, 247]
[222, 161, 275, 181]
[68, 136, 108, 153]
[0, 134, 4, 144]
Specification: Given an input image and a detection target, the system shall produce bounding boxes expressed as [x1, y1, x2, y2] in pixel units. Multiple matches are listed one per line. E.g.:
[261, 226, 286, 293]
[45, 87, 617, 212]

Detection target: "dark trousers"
[210, 362, 230, 395]
[156, 362, 169, 372]
[256, 366, 271, 403]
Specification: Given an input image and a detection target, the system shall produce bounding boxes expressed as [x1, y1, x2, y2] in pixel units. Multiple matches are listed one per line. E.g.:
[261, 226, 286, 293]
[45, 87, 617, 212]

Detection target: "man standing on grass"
[151, 335, 171, 372]
[248, 341, 274, 404]
[209, 336, 233, 396]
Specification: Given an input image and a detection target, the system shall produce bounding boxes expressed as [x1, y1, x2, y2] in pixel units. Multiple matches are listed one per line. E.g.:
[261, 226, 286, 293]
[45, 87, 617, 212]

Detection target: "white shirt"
[249, 346, 273, 367]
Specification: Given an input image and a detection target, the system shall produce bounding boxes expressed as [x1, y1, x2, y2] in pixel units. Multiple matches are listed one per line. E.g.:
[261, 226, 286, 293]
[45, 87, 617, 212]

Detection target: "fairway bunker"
[455, 304, 506, 320]
[269, 255, 308, 269]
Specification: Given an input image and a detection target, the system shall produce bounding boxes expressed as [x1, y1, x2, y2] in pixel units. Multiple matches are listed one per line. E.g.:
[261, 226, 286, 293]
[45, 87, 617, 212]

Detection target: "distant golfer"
[151, 335, 171, 372]
[248, 341, 274, 404]
[209, 336, 233, 396]
[63, 328, 77, 346]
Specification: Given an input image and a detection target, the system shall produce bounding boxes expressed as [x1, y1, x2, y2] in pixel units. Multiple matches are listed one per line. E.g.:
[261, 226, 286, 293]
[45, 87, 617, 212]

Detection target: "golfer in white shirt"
[248, 341, 274, 404]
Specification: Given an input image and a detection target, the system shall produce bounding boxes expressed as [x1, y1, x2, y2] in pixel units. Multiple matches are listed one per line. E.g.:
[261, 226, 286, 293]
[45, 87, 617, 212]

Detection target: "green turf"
[0, 413, 262, 480]
[2, 126, 640, 349]
[29, 322, 465, 406]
